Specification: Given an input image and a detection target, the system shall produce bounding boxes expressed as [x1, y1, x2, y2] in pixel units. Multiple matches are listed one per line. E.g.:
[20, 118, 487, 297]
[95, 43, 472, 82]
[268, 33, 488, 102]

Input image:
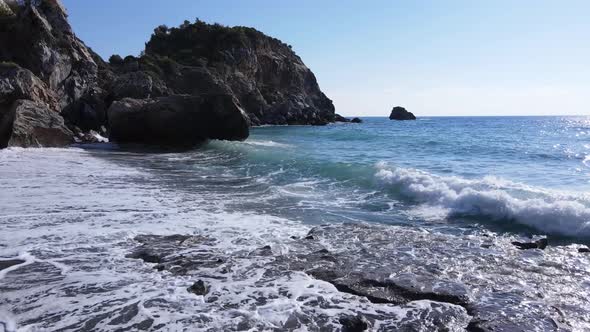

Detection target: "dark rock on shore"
[389, 106, 416, 120]
[2, 99, 73, 147]
[0, 259, 25, 271]
[339, 315, 369, 332]
[108, 94, 249, 145]
[512, 238, 548, 250]
[187, 280, 209, 296]
[351, 117, 363, 123]
[0, 64, 73, 147]
[126, 224, 583, 331]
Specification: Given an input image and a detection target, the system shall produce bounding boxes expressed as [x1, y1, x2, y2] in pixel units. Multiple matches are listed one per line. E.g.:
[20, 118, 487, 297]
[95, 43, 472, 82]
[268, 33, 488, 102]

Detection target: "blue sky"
[62, 0, 590, 116]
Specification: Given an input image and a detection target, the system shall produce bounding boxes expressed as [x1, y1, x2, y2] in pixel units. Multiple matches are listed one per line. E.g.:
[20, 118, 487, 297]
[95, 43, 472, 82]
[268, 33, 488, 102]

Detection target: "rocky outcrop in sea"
[389, 106, 416, 120]
[0, 0, 335, 148]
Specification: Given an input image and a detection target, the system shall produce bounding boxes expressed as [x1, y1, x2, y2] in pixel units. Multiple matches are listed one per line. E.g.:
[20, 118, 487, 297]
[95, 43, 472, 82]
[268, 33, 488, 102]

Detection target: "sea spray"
[375, 161, 590, 237]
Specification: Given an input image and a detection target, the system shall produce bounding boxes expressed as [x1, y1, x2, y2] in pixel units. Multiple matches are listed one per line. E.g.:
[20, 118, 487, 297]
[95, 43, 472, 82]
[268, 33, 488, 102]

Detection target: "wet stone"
[512, 238, 548, 250]
[579, 247, 590, 253]
[126, 249, 162, 264]
[0, 259, 25, 271]
[187, 280, 209, 296]
[339, 315, 369, 332]
[249, 245, 273, 256]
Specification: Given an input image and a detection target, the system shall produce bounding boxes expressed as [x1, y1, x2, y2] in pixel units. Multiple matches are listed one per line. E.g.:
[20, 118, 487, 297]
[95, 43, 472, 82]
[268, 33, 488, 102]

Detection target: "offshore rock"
[389, 106, 416, 120]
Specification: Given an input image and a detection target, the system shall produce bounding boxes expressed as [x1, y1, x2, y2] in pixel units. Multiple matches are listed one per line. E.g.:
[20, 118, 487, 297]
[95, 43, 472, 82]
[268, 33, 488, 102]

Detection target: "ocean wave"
[374, 162, 590, 237]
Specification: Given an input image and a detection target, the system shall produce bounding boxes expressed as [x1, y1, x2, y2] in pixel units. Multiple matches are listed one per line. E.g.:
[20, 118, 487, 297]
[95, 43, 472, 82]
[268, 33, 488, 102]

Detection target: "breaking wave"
[375, 162, 590, 237]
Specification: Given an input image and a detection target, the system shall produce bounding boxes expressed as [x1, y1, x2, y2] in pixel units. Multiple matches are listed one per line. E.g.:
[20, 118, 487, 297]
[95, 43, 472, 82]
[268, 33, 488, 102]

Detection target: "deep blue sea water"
[1, 116, 590, 330]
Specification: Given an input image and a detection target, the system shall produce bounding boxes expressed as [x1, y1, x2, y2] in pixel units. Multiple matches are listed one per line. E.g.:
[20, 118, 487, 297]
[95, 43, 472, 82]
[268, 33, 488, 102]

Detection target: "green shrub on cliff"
[144, 18, 291, 66]
[108, 54, 123, 65]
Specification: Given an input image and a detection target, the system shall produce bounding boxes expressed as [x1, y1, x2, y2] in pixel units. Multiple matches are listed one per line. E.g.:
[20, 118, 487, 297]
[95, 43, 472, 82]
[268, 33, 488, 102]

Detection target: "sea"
[1, 116, 589, 331]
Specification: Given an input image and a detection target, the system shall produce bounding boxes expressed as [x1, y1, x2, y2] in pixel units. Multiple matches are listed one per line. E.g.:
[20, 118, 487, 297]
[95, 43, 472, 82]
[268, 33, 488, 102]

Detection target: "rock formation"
[334, 115, 363, 123]
[334, 114, 351, 123]
[142, 20, 335, 126]
[0, 1, 336, 148]
[108, 94, 249, 145]
[389, 106, 416, 120]
[0, 0, 101, 147]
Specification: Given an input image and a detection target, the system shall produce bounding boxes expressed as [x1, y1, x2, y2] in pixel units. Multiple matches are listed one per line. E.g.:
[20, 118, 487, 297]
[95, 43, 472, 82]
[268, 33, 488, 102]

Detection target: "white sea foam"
[244, 140, 293, 148]
[375, 162, 590, 237]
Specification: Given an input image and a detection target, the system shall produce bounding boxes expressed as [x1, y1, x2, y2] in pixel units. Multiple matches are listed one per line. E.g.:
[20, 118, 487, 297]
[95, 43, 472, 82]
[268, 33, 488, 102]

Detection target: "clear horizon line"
[339, 114, 590, 118]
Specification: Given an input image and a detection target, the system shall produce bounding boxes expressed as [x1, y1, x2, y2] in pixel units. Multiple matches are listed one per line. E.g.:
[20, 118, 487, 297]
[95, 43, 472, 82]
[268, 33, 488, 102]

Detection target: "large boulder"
[0, 63, 73, 147]
[112, 71, 168, 100]
[0, 99, 73, 148]
[389, 106, 416, 120]
[108, 94, 250, 145]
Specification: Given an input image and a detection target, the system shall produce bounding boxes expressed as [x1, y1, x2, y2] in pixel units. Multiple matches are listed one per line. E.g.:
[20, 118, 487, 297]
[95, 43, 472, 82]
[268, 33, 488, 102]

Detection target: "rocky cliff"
[140, 21, 335, 125]
[0, 0, 104, 147]
[0, 1, 335, 148]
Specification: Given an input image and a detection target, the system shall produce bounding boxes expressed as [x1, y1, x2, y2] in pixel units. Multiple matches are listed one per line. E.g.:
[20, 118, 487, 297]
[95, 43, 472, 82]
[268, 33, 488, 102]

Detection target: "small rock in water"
[578, 247, 590, 253]
[249, 245, 273, 256]
[125, 249, 162, 263]
[0, 259, 25, 271]
[350, 117, 363, 123]
[305, 235, 315, 240]
[339, 315, 369, 332]
[187, 280, 209, 296]
[512, 238, 548, 250]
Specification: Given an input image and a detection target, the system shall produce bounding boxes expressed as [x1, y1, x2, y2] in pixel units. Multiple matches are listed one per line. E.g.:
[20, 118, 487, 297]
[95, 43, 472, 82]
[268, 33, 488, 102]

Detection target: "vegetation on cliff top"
[143, 19, 293, 66]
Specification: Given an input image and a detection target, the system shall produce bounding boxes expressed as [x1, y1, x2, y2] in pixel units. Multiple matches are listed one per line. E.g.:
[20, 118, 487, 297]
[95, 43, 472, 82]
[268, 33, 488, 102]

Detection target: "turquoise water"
[207, 116, 590, 238]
